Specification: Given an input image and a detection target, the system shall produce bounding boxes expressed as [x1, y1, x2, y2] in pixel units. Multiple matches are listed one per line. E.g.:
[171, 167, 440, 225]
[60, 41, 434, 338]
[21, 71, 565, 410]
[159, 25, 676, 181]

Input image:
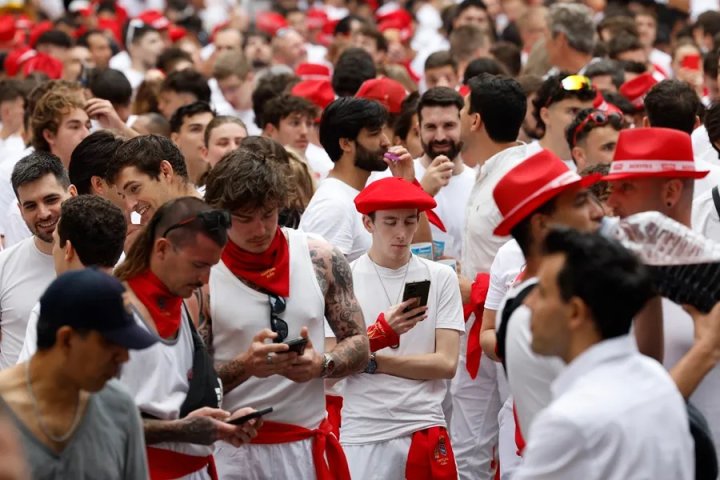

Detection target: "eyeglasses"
[571, 110, 623, 146]
[560, 75, 592, 92]
[161, 210, 232, 245]
[268, 294, 288, 343]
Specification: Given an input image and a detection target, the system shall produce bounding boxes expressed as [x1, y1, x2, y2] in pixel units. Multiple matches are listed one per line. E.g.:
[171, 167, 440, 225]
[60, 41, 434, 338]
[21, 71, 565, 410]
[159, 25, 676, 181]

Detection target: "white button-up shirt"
[514, 336, 694, 480]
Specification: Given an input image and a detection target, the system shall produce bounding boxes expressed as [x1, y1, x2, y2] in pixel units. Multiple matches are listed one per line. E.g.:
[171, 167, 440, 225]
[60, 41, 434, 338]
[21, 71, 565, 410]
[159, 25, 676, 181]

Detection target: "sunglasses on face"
[571, 110, 623, 146]
[268, 294, 288, 343]
[161, 210, 232, 245]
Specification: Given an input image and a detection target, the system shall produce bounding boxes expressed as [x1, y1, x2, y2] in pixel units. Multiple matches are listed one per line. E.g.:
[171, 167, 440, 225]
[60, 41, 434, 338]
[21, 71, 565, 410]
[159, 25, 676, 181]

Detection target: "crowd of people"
[1, 0, 720, 478]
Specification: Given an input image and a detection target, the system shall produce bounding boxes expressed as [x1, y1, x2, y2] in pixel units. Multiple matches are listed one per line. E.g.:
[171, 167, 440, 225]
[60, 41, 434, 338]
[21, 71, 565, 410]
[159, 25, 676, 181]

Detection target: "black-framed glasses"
[268, 294, 288, 343]
[571, 110, 623, 146]
[161, 210, 232, 245]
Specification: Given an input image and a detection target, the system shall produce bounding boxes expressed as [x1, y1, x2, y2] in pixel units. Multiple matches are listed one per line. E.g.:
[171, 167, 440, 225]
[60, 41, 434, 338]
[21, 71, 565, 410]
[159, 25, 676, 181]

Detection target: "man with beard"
[300, 97, 417, 262]
[416, 87, 475, 260]
[0, 152, 76, 369]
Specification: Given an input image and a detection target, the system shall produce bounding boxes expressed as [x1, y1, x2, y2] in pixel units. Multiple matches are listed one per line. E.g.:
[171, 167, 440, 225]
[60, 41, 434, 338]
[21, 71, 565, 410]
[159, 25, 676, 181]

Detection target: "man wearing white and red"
[604, 127, 720, 446]
[115, 197, 260, 480]
[341, 177, 464, 480]
[203, 147, 368, 480]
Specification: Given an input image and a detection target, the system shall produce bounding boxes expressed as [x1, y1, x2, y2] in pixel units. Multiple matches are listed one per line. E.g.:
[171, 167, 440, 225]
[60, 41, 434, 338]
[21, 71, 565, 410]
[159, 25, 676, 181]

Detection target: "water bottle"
[600, 212, 720, 313]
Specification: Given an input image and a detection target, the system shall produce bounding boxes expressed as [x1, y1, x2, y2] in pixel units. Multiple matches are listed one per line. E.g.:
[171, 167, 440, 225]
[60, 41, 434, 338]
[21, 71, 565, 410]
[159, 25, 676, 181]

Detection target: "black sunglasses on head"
[161, 210, 232, 244]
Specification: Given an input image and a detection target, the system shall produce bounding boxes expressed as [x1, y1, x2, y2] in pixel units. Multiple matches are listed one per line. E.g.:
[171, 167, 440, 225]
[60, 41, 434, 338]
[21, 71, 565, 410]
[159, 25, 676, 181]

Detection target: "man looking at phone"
[340, 177, 464, 479]
[202, 148, 369, 479]
[114, 197, 261, 480]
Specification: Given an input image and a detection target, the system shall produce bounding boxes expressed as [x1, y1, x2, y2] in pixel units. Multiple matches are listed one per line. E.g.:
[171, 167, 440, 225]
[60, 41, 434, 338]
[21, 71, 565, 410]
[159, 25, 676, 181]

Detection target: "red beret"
[355, 177, 437, 214]
[292, 79, 335, 111]
[355, 77, 407, 114]
[138, 10, 170, 30]
[619, 72, 657, 109]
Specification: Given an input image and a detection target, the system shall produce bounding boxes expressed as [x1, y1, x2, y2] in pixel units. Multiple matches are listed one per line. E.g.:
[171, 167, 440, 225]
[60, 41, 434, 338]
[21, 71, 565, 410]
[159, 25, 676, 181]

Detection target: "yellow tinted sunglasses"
[560, 75, 592, 91]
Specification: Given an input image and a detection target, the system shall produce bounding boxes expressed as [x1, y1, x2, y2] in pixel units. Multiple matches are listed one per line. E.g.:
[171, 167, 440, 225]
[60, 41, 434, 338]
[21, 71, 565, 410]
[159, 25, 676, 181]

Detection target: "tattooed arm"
[309, 238, 369, 378]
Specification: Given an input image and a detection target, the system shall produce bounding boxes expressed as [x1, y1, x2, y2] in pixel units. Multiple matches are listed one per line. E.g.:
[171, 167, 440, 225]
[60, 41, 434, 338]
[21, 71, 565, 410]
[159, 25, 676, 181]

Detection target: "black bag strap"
[496, 283, 536, 374]
[712, 186, 720, 220]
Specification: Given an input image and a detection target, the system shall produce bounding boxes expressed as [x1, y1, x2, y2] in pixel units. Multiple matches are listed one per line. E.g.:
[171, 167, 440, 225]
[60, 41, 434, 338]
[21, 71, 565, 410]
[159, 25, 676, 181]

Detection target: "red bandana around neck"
[221, 227, 290, 297]
[127, 269, 183, 339]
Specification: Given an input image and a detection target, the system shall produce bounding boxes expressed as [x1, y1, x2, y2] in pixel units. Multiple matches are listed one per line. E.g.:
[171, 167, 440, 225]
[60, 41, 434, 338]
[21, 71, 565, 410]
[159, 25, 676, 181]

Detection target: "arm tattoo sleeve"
[143, 416, 220, 445]
[321, 246, 369, 377]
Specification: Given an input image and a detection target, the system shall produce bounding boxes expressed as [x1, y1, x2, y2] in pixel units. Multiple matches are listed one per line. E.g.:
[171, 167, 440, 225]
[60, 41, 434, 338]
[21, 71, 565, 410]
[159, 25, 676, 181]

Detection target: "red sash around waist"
[251, 418, 350, 480]
[146, 446, 217, 480]
[406, 426, 458, 480]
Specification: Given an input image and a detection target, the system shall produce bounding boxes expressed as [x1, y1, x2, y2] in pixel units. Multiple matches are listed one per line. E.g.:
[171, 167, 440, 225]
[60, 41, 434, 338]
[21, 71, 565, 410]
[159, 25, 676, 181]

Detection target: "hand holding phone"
[226, 407, 273, 425]
[281, 337, 308, 356]
[402, 280, 431, 313]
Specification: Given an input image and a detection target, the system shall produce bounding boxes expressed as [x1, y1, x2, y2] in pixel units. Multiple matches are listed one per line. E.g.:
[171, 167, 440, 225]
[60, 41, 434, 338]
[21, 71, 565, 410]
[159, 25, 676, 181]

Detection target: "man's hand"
[226, 407, 263, 445]
[85, 98, 126, 131]
[384, 299, 427, 335]
[384, 146, 416, 182]
[420, 155, 454, 196]
[283, 327, 323, 383]
[245, 329, 298, 378]
[181, 407, 249, 446]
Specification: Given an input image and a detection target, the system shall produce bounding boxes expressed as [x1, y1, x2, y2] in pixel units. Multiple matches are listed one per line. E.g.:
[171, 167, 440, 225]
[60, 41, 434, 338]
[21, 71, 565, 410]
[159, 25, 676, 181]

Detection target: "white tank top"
[210, 228, 327, 428]
[119, 307, 213, 457]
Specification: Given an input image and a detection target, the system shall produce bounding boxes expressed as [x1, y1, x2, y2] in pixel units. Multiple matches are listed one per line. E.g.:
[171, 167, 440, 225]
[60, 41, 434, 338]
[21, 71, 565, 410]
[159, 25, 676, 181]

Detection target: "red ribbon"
[221, 227, 290, 297]
[127, 269, 182, 338]
[146, 447, 218, 480]
[251, 419, 350, 480]
[405, 426, 458, 480]
[463, 273, 490, 379]
[368, 312, 400, 352]
[411, 179, 447, 232]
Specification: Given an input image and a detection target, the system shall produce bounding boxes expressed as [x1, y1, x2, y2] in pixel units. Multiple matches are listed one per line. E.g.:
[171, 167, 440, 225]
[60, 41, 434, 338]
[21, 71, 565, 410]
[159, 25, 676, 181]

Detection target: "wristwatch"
[364, 353, 377, 374]
[320, 353, 336, 378]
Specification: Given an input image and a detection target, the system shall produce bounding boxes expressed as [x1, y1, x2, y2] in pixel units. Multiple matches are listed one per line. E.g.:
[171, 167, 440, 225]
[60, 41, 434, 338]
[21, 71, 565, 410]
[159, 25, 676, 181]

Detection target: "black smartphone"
[226, 407, 274, 425]
[402, 280, 431, 313]
[282, 337, 308, 355]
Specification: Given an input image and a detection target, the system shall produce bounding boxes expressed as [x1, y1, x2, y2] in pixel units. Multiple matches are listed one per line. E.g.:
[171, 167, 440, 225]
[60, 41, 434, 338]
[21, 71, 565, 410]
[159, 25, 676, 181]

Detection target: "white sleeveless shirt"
[210, 228, 327, 429]
[119, 307, 214, 458]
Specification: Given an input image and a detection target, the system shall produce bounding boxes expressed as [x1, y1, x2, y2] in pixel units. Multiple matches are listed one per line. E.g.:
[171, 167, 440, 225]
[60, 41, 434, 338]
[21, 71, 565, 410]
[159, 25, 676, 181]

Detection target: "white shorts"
[213, 439, 316, 480]
[343, 436, 412, 480]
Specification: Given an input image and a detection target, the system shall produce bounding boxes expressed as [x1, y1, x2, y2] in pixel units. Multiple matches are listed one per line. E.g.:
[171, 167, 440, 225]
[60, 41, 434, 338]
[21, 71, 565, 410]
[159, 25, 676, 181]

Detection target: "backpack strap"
[496, 283, 536, 374]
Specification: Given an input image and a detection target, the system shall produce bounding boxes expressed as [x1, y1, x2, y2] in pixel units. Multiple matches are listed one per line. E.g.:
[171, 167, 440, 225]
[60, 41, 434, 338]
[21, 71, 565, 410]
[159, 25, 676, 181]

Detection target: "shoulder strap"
[496, 283, 536, 374]
[712, 186, 720, 219]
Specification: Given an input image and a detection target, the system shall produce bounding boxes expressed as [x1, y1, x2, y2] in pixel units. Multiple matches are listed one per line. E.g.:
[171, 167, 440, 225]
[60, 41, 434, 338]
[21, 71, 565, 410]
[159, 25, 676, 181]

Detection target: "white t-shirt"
[340, 254, 465, 444]
[660, 298, 720, 445]
[649, 49, 673, 78]
[496, 278, 564, 437]
[0, 135, 25, 165]
[463, 142, 541, 279]
[0, 237, 55, 369]
[3, 203, 31, 248]
[485, 239, 525, 312]
[0, 145, 32, 238]
[693, 125, 720, 167]
[299, 177, 371, 262]
[305, 143, 334, 181]
[415, 158, 475, 259]
[16, 302, 39, 363]
[692, 186, 720, 241]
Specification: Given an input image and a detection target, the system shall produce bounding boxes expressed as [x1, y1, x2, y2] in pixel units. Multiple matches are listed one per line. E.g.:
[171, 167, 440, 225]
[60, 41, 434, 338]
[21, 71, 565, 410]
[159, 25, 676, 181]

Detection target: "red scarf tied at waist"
[406, 426, 458, 480]
[462, 273, 490, 379]
[221, 227, 290, 297]
[146, 447, 218, 480]
[251, 418, 350, 480]
[127, 269, 183, 338]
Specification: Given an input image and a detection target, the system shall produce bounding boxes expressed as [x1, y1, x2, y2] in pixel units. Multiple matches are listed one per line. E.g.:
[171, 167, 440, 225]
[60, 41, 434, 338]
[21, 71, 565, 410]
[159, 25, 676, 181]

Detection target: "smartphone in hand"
[226, 407, 273, 425]
[402, 280, 431, 316]
[281, 337, 308, 356]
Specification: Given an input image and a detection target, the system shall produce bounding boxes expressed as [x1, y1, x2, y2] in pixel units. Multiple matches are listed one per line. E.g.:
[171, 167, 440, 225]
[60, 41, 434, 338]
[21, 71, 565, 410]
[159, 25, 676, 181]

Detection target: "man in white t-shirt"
[453, 73, 537, 480]
[0, 152, 76, 369]
[515, 229, 693, 480]
[342, 177, 464, 479]
[300, 97, 418, 261]
[606, 126, 720, 445]
[17, 195, 127, 362]
[415, 87, 475, 260]
[112, 22, 164, 91]
[488, 149, 602, 477]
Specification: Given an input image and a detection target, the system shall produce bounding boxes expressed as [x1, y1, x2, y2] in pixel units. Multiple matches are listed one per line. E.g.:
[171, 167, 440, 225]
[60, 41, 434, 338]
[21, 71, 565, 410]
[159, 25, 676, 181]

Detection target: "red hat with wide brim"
[493, 149, 601, 236]
[355, 177, 436, 214]
[602, 127, 708, 182]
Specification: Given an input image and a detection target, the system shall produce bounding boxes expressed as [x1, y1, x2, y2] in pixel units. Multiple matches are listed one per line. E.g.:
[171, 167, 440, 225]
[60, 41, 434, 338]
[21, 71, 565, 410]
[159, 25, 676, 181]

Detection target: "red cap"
[493, 149, 601, 236]
[0, 15, 17, 44]
[23, 52, 63, 79]
[603, 127, 709, 181]
[168, 25, 187, 43]
[306, 8, 328, 30]
[355, 177, 437, 214]
[4, 46, 36, 77]
[377, 9, 414, 43]
[29, 20, 53, 48]
[355, 77, 407, 114]
[619, 72, 657, 109]
[295, 62, 331, 81]
[292, 79, 335, 112]
[97, 17, 122, 44]
[256, 11, 288, 36]
[138, 10, 170, 30]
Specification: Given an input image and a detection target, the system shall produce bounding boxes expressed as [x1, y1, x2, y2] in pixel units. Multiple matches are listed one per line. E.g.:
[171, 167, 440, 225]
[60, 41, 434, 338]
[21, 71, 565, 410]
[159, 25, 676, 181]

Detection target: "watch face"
[365, 358, 377, 374]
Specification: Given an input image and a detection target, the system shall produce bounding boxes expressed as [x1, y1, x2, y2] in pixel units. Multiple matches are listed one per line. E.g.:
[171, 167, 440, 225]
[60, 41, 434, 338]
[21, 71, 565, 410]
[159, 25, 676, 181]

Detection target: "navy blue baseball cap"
[38, 269, 158, 350]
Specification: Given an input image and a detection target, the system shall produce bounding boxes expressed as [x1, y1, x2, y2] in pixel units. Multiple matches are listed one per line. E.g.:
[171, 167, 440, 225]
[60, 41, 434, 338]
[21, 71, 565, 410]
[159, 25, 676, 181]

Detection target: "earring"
[666, 202, 672, 207]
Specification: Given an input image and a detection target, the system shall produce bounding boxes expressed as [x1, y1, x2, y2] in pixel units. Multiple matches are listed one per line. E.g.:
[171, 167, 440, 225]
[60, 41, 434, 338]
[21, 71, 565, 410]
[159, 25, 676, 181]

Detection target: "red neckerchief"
[221, 227, 290, 297]
[127, 269, 183, 339]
